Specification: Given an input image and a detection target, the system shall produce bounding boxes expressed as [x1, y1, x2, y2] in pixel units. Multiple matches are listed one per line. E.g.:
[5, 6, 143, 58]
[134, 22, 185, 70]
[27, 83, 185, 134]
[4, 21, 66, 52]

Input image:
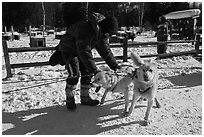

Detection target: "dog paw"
[156, 103, 161, 108]
[143, 120, 150, 126]
[100, 102, 104, 105]
[122, 111, 130, 117]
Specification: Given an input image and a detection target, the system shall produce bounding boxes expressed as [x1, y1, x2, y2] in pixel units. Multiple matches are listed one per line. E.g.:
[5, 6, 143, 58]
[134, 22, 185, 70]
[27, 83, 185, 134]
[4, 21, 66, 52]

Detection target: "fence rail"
[8, 47, 55, 52]
[2, 34, 201, 78]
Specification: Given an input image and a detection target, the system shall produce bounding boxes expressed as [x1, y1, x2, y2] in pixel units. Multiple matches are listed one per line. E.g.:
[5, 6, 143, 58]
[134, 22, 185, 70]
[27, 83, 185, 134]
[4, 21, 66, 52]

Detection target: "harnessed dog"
[91, 69, 133, 104]
[123, 52, 161, 126]
[92, 52, 161, 126]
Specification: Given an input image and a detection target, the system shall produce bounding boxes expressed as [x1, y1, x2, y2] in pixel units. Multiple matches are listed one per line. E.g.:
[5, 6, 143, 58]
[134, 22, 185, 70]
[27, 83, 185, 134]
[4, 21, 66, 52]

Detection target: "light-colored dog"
[92, 52, 161, 126]
[91, 67, 133, 104]
[123, 52, 161, 126]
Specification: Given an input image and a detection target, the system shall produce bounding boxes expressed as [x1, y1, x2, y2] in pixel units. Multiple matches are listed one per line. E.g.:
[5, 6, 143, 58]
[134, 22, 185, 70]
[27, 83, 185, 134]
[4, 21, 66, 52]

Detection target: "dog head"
[130, 52, 158, 89]
[91, 72, 112, 89]
[91, 65, 114, 89]
[91, 66, 132, 93]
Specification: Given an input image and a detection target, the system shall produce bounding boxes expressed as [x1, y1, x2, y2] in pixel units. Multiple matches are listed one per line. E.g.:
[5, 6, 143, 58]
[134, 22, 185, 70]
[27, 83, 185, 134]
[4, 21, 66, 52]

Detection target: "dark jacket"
[57, 13, 119, 74]
[157, 22, 168, 41]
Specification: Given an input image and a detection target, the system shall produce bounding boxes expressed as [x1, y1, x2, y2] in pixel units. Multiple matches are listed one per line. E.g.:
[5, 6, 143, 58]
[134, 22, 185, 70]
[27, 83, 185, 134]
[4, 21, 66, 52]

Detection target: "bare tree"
[86, 2, 88, 21]
[41, 2, 45, 37]
[137, 2, 145, 26]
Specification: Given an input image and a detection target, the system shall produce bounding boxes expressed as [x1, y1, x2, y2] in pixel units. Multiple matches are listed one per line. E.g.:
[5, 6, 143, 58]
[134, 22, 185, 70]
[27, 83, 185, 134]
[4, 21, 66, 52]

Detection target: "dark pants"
[157, 35, 167, 54]
[61, 52, 92, 85]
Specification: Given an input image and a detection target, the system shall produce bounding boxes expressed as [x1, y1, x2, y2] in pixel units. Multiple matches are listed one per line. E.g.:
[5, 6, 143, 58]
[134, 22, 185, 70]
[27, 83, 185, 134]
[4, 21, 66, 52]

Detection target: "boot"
[65, 84, 77, 111]
[81, 96, 100, 106]
[80, 84, 99, 106]
[66, 96, 76, 111]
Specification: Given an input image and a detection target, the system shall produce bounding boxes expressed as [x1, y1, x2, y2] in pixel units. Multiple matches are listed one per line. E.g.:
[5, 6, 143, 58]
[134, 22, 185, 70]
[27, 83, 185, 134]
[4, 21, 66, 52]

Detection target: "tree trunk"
[138, 5, 141, 26]
[141, 3, 145, 26]
[86, 2, 88, 21]
[138, 2, 145, 26]
[41, 2, 45, 37]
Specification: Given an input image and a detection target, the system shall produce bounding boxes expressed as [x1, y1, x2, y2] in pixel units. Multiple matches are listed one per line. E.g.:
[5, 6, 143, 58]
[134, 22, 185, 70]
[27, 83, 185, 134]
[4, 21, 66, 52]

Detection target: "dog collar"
[131, 68, 138, 80]
[138, 86, 153, 94]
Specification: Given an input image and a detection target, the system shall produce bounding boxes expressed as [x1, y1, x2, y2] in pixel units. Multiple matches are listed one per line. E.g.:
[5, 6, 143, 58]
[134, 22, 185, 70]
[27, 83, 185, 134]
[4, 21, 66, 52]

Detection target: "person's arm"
[76, 40, 100, 75]
[74, 24, 100, 75]
[95, 37, 120, 71]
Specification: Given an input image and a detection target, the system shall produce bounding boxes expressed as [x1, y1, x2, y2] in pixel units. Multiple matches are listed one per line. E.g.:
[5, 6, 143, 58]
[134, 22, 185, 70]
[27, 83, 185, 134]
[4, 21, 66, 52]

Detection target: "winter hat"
[99, 16, 118, 35]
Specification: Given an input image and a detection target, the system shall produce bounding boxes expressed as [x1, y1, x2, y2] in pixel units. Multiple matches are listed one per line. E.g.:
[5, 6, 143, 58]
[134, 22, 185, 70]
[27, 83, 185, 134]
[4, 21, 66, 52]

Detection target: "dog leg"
[122, 88, 130, 116]
[155, 97, 161, 108]
[100, 89, 109, 105]
[144, 99, 153, 126]
[123, 89, 140, 117]
[127, 92, 140, 116]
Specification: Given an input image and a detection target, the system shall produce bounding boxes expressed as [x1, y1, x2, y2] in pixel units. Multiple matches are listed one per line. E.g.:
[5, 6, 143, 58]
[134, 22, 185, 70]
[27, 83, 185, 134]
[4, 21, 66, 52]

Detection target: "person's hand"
[113, 65, 122, 72]
[113, 64, 133, 74]
[92, 71, 107, 86]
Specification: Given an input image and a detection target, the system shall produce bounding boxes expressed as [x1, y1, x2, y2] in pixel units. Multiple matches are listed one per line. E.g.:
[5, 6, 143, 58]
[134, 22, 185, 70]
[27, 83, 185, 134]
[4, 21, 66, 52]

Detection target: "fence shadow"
[2, 100, 142, 135]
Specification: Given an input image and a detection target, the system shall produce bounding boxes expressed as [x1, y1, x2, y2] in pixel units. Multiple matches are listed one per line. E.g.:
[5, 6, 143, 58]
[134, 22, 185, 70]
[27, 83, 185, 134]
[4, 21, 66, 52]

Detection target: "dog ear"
[150, 57, 157, 63]
[145, 57, 157, 63]
[130, 52, 144, 66]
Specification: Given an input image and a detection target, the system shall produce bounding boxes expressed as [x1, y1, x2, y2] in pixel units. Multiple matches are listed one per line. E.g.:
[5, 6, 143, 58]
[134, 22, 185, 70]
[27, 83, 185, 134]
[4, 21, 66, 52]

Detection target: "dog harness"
[94, 71, 125, 93]
[95, 72, 127, 93]
[138, 86, 153, 94]
[131, 68, 138, 80]
[107, 72, 122, 91]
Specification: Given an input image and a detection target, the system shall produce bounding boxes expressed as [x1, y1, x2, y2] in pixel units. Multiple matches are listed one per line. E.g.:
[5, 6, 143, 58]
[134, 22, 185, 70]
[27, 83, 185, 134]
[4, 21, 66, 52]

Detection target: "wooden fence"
[2, 34, 201, 78]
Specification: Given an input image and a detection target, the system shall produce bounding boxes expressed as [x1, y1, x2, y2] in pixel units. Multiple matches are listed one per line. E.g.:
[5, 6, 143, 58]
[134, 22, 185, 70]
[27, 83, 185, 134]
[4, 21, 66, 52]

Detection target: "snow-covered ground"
[2, 34, 202, 135]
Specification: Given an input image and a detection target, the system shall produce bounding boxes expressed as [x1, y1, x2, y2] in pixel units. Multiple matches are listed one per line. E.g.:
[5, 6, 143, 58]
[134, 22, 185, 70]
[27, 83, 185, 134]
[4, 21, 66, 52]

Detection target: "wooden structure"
[2, 34, 202, 78]
[30, 37, 46, 47]
[2, 33, 11, 41]
[28, 26, 46, 47]
[165, 9, 201, 41]
[2, 26, 20, 41]
[165, 9, 201, 20]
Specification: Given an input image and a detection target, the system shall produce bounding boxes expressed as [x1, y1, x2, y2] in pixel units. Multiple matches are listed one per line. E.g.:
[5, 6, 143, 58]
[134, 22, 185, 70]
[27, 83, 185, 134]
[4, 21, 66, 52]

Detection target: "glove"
[92, 71, 107, 86]
[112, 64, 122, 72]
[49, 50, 64, 66]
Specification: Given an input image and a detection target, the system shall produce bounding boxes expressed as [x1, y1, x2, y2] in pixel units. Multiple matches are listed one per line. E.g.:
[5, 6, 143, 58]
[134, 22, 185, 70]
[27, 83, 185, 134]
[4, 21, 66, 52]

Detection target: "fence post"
[11, 26, 14, 41]
[4, 26, 7, 33]
[123, 37, 128, 62]
[2, 40, 12, 78]
[29, 25, 31, 42]
[195, 34, 201, 56]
